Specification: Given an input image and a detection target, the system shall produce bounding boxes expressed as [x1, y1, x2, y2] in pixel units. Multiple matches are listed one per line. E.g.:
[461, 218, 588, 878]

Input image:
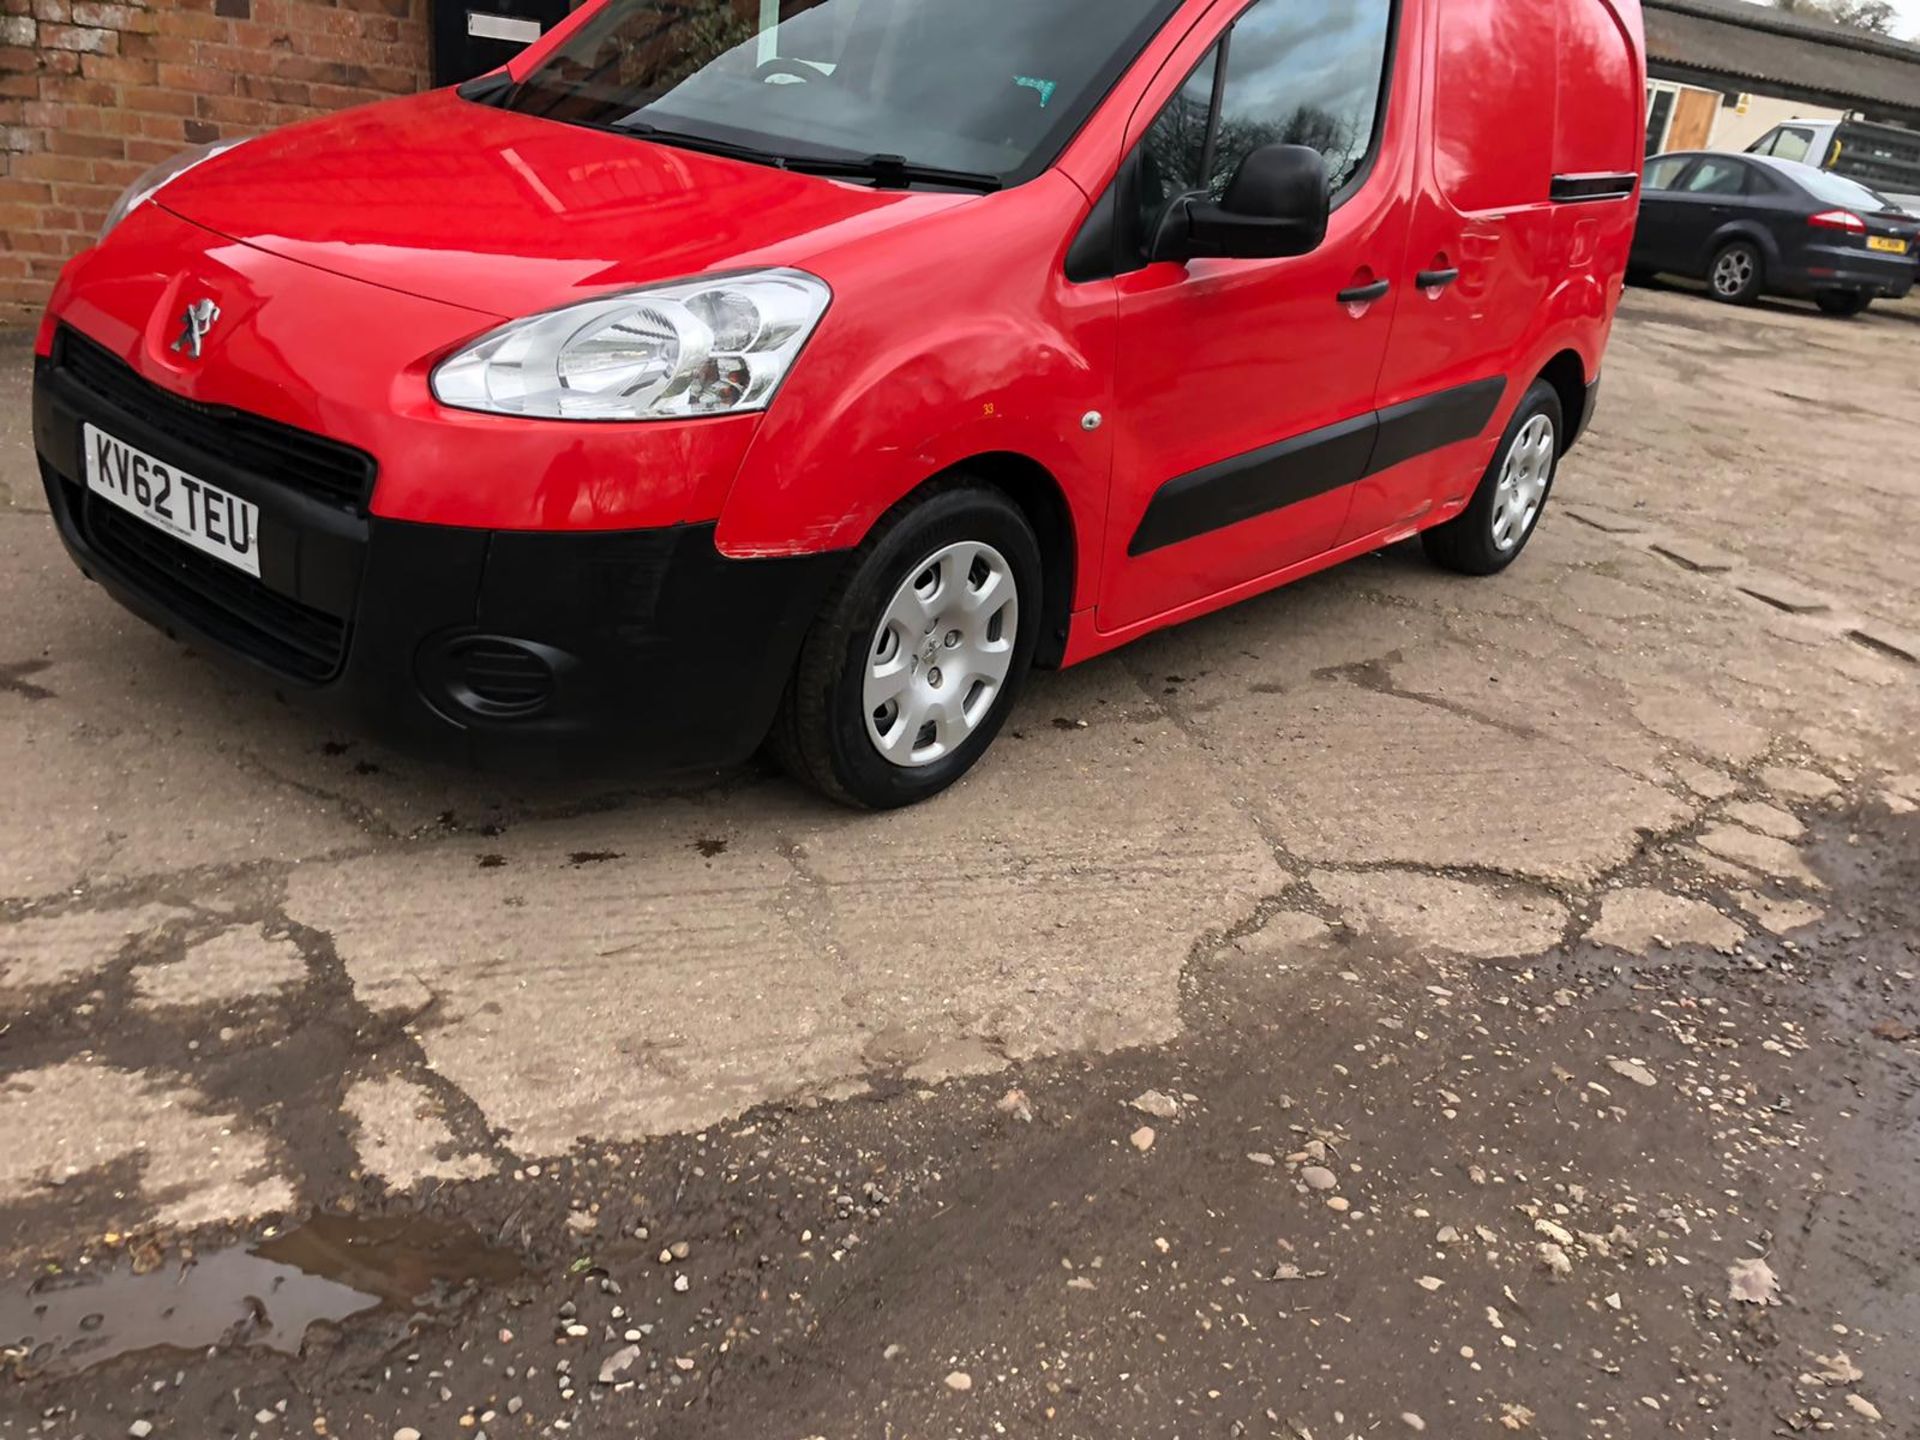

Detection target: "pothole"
[1, 1214, 523, 1379]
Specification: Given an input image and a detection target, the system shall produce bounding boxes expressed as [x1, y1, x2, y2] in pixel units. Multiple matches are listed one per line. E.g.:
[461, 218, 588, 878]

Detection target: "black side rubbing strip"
[1127, 376, 1509, 557]
[1128, 413, 1379, 557]
[1551, 172, 1638, 204]
[1368, 376, 1505, 475]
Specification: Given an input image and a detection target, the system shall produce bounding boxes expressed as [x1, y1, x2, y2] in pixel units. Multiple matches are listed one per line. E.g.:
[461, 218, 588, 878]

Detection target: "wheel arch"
[871, 451, 1079, 670]
[1532, 348, 1589, 454]
[1701, 222, 1778, 277]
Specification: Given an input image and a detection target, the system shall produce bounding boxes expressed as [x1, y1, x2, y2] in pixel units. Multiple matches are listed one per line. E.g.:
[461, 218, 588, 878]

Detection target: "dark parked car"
[1630, 151, 1919, 316]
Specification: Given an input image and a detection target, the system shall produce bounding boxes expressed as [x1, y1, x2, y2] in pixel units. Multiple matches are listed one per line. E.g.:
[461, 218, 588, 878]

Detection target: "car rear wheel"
[1814, 289, 1872, 317]
[770, 480, 1042, 809]
[1421, 378, 1563, 577]
[1707, 241, 1763, 304]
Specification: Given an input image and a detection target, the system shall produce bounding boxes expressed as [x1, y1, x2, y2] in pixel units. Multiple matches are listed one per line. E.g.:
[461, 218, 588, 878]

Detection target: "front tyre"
[1421, 378, 1563, 577]
[771, 481, 1042, 809]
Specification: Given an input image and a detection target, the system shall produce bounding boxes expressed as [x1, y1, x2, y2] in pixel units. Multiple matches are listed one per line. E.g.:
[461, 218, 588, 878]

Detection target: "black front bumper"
[33, 343, 846, 773]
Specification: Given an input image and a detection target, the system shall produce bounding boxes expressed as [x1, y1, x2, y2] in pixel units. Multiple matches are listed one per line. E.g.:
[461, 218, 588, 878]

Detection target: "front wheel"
[1421, 378, 1563, 577]
[1815, 289, 1872, 317]
[770, 481, 1042, 809]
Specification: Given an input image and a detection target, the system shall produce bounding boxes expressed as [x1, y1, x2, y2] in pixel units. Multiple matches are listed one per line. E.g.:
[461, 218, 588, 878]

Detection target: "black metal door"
[433, 0, 573, 86]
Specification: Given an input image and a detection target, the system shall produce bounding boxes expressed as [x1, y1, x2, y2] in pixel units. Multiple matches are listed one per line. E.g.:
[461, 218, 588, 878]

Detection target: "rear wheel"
[1707, 240, 1763, 304]
[1815, 289, 1872, 317]
[1421, 379, 1563, 577]
[770, 481, 1042, 809]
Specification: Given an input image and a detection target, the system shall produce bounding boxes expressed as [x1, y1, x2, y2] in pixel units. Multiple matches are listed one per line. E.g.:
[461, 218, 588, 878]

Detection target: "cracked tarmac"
[1, 286, 1917, 1436]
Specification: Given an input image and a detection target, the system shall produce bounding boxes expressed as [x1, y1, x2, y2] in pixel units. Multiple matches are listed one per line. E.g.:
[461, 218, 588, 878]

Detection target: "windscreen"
[487, 0, 1178, 182]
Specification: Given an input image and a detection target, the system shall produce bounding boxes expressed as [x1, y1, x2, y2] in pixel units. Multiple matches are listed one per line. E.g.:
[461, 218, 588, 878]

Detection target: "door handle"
[1415, 267, 1460, 289]
[1336, 279, 1391, 305]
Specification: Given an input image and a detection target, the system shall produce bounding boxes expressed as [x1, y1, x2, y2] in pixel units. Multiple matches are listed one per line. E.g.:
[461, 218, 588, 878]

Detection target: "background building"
[1, 0, 439, 325]
[6, 0, 1920, 325]
[1644, 0, 1920, 152]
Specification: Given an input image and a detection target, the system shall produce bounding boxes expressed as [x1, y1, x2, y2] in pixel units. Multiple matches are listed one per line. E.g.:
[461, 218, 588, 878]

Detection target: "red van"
[32, 0, 1645, 808]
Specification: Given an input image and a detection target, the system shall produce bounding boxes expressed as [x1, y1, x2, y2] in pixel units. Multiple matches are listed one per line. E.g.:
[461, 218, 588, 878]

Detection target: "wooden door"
[1666, 87, 1718, 152]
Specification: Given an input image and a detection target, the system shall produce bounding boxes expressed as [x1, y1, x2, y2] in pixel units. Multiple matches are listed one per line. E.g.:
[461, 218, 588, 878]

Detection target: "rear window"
[1789, 163, 1897, 213]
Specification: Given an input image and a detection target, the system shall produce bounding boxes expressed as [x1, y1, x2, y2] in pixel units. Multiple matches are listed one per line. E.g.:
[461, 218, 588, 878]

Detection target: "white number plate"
[83, 424, 261, 578]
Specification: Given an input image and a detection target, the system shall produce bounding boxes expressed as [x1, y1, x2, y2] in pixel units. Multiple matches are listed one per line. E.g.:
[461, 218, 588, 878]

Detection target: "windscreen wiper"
[614, 120, 799, 168]
[616, 124, 1000, 193]
[779, 153, 1002, 193]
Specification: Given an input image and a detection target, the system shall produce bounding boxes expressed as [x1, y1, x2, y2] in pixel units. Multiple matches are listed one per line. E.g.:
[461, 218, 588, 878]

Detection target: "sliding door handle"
[1336, 279, 1391, 305]
[1415, 267, 1461, 289]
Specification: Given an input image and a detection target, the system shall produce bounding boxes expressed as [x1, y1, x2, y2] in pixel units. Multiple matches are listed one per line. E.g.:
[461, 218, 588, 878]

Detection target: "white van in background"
[1747, 117, 1920, 212]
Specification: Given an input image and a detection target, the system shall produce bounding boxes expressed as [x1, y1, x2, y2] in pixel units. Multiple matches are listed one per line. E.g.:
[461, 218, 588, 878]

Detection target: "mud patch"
[0, 659, 55, 701]
[1, 1215, 521, 1379]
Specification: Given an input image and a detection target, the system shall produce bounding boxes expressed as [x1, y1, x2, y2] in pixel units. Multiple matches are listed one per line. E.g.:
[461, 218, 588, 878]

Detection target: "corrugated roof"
[1644, 0, 1920, 113]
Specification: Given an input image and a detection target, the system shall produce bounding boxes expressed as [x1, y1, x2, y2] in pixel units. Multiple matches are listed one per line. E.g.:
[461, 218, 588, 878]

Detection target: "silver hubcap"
[864, 541, 1018, 768]
[1712, 248, 1754, 296]
[1491, 414, 1555, 552]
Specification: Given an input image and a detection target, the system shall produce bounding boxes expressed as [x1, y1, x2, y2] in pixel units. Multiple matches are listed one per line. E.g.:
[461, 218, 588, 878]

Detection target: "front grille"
[56, 328, 376, 511]
[83, 487, 351, 683]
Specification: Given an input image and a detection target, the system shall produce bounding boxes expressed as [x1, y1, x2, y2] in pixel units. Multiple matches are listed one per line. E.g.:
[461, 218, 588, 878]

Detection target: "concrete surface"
[2, 285, 1917, 1222]
[1, 286, 1918, 1437]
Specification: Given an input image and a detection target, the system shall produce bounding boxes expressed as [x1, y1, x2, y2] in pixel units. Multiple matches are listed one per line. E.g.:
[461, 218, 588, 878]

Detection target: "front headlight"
[100, 139, 247, 241]
[431, 270, 832, 422]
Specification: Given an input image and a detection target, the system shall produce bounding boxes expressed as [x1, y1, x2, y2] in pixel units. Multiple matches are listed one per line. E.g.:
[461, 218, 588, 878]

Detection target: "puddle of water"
[1, 1215, 522, 1379]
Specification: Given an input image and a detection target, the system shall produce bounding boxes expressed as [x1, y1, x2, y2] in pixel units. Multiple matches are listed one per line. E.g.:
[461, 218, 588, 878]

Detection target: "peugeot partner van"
[32, 0, 1646, 808]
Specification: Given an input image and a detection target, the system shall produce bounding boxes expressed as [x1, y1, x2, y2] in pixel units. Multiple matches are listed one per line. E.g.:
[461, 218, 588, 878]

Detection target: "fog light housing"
[423, 635, 563, 720]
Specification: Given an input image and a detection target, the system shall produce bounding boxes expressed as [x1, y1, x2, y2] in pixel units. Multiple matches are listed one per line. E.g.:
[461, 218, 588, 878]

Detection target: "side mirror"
[1153, 144, 1331, 263]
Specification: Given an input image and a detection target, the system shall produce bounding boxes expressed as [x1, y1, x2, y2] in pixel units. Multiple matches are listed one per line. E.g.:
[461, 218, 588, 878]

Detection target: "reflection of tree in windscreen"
[617, 3, 758, 92]
[527, 0, 760, 115]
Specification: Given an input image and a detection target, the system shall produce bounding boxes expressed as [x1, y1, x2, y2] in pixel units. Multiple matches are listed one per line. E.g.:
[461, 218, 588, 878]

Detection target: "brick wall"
[1, 0, 431, 324]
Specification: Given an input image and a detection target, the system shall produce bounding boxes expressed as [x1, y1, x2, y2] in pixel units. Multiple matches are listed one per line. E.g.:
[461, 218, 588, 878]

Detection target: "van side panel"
[1556, 0, 1644, 180]
[1343, 0, 1562, 542]
[1433, 0, 1558, 215]
[1543, 0, 1645, 386]
[1430, 0, 1561, 381]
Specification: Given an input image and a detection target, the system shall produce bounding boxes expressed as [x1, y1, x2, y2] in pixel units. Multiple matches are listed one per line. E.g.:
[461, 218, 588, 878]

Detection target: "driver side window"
[1769, 127, 1814, 164]
[1132, 0, 1395, 260]
[1136, 48, 1220, 248]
